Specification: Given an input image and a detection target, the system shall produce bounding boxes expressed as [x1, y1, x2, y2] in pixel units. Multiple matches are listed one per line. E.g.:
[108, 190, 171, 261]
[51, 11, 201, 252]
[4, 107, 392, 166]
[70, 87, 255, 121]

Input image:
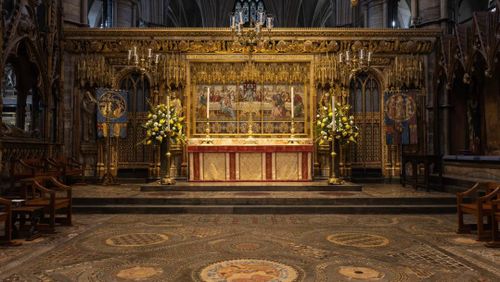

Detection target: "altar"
[188, 139, 313, 181]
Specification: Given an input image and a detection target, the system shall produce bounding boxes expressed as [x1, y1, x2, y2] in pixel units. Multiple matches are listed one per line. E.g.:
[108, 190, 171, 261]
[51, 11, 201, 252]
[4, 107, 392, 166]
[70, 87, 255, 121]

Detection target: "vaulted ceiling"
[138, 0, 338, 27]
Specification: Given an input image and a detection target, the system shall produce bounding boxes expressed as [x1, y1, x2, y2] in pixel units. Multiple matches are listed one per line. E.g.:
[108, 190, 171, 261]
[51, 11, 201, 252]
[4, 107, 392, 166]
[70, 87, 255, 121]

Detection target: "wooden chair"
[485, 199, 500, 248]
[22, 177, 72, 233]
[0, 197, 12, 244]
[456, 182, 500, 241]
[9, 158, 46, 190]
[45, 156, 85, 184]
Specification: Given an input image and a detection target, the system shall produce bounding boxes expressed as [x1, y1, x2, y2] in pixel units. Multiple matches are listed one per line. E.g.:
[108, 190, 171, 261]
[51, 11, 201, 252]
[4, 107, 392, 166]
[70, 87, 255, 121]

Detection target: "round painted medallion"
[105, 233, 169, 247]
[327, 232, 389, 248]
[116, 266, 163, 281]
[338, 266, 384, 280]
[385, 93, 416, 122]
[199, 259, 299, 282]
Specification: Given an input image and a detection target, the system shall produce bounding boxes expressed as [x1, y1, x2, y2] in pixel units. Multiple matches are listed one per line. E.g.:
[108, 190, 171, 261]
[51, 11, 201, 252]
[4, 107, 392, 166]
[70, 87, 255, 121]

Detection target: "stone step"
[73, 204, 456, 214]
[140, 183, 363, 192]
[73, 196, 456, 206]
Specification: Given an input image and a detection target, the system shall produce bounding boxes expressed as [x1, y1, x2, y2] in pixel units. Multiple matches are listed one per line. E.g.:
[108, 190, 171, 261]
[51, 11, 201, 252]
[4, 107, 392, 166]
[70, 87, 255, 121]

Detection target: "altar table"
[187, 139, 313, 182]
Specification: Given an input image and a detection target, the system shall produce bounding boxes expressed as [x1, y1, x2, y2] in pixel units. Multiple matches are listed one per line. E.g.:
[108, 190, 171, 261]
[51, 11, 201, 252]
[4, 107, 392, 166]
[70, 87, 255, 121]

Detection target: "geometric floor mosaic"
[0, 214, 499, 281]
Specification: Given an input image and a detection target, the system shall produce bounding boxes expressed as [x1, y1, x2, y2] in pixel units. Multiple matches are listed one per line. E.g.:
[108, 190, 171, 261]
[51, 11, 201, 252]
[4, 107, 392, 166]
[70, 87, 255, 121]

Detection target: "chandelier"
[316, 48, 373, 91]
[127, 46, 160, 76]
[230, 10, 273, 48]
[387, 55, 424, 91]
[338, 48, 372, 74]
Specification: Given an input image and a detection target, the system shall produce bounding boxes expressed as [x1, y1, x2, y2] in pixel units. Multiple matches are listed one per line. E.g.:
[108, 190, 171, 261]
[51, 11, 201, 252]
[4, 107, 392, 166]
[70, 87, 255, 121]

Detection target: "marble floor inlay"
[0, 214, 498, 281]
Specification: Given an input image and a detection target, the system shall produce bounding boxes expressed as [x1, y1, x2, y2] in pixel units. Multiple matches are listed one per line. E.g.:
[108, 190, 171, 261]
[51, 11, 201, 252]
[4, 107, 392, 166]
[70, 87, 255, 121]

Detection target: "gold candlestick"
[201, 121, 213, 144]
[328, 138, 344, 185]
[288, 118, 298, 144]
[160, 139, 176, 185]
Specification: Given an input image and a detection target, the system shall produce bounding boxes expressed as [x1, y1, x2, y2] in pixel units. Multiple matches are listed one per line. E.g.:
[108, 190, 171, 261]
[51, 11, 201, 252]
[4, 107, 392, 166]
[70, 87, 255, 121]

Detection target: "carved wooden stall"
[63, 28, 439, 181]
[433, 6, 500, 183]
[0, 1, 65, 192]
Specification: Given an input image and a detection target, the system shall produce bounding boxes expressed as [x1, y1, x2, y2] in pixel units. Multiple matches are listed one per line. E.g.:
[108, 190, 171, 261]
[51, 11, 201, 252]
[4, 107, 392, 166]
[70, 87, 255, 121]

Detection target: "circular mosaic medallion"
[231, 242, 263, 252]
[338, 266, 384, 280]
[105, 233, 169, 247]
[326, 232, 389, 248]
[116, 266, 163, 281]
[199, 259, 299, 282]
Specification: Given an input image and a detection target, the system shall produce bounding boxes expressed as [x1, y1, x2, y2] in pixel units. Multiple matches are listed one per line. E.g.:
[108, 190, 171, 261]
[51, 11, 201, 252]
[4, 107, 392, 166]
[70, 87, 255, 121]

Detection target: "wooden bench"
[485, 199, 500, 248]
[457, 182, 500, 241]
[21, 177, 72, 233]
[0, 197, 12, 244]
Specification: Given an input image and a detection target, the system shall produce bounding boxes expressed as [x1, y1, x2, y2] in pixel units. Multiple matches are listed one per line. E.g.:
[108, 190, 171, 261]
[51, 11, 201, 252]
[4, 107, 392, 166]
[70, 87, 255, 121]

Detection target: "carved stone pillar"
[81, 0, 88, 25]
[410, 0, 418, 26]
[440, 0, 448, 29]
[382, 0, 388, 28]
[363, 3, 368, 27]
[442, 86, 451, 155]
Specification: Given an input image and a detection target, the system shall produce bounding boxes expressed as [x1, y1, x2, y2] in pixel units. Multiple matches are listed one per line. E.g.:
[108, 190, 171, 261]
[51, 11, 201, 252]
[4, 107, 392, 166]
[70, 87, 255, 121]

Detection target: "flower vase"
[160, 139, 175, 185]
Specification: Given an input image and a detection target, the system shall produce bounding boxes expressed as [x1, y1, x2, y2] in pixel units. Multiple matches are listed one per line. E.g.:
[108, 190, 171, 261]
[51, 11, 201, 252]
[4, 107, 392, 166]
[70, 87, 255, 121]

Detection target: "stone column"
[113, 0, 118, 27]
[410, 0, 418, 26]
[440, 0, 448, 29]
[382, 0, 388, 28]
[363, 3, 369, 27]
[442, 86, 451, 155]
[81, 0, 88, 25]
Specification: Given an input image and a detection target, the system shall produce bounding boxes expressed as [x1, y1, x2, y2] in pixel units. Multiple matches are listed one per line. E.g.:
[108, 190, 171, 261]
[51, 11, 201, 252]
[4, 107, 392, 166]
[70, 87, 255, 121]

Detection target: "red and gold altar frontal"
[187, 139, 313, 181]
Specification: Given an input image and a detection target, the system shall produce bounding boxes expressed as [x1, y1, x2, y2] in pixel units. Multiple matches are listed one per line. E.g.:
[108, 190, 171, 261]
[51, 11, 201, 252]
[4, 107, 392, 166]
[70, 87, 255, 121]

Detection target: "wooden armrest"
[479, 187, 500, 202]
[17, 160, 38, 171]
[0, 197, 12, 207]
[458, 183, 481, 197]
[47, 177, 71, 191]
[45, 158, 62, 168]
[34, 176, 70, 190]
[32, 181, 56, 196]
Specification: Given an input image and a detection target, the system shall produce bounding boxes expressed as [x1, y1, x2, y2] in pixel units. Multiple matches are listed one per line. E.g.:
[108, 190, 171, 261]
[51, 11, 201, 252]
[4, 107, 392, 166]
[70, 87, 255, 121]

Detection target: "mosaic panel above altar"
[193, 83, 307, 136]
[188, 61, 313, 139]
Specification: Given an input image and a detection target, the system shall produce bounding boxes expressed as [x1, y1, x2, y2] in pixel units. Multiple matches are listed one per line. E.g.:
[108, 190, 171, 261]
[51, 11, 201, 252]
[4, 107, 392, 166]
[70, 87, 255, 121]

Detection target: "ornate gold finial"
[351, 0, 359, 7]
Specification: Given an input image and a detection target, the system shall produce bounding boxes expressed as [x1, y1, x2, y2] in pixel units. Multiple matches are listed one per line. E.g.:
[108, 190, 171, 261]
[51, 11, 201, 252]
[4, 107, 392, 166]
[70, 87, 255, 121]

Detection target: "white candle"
[206, 87, 210, 119]
[258, 12, 264, 25]
[133, 46, 137, 56]
[231, 15, 236, 29]
[332, 95, 336, 130]
[155, 54, 160, 64]
[239, 11, 243, 24]
[167, 96, 171, 130]
[148, 48, 152, 58]
[128, 50, 132, 61]
[291, 87, 294, 119]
